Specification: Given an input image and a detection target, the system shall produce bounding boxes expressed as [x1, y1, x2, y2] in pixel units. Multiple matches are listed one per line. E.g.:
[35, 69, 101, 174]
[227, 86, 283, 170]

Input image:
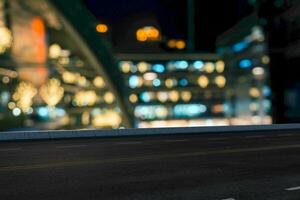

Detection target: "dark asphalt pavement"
[1, 129, 300, 199]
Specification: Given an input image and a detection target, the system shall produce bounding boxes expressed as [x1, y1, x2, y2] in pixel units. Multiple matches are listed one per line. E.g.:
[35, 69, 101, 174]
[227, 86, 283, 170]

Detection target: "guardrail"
[0, 124, 300, 142]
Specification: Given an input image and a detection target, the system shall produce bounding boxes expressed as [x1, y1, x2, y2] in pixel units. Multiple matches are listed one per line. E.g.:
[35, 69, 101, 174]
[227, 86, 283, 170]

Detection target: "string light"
[13, 82, 37, 113]
[0, 27, 12, 54]
[74, 90, 98, 107]
[39, 78, 64, 107]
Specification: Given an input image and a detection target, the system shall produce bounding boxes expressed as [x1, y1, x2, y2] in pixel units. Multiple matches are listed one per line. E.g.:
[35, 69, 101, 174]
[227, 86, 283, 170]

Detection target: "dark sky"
[85, 0, 253, 52]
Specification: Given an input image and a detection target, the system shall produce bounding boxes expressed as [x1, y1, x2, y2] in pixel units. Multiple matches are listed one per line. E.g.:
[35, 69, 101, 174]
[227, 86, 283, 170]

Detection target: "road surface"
[1, 129, 300, 199]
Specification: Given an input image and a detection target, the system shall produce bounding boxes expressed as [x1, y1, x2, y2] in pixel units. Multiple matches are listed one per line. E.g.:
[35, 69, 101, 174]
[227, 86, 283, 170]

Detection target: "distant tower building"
[216, 14, 272, 125]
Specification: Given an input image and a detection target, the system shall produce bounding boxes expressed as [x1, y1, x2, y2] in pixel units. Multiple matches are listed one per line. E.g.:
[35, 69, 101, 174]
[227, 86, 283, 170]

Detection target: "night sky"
[85, 0, 254, 52]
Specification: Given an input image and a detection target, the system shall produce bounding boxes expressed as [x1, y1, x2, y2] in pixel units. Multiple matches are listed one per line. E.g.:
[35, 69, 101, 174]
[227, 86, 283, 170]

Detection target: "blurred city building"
[216, 14, 272, 125]
[0, 0, 130, 131]
[117, 53, 229, 127]
[1, 0, 300, 131]
[256, 0, 300, 123]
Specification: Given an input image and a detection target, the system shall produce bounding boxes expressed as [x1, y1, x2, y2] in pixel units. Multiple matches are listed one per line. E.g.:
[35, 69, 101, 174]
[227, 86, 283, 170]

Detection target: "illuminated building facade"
[216, 14, 272, 125]
[117, 53, 230, 128]
[0, 0, 130, 131]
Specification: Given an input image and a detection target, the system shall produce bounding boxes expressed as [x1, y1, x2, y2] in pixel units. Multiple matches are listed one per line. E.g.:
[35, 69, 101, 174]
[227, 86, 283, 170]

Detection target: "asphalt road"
[1, 130, 300, 199]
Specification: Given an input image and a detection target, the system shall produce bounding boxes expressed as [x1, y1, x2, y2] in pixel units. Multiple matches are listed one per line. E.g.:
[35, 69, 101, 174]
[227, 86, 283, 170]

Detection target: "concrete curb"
[0, 124, 300, 142]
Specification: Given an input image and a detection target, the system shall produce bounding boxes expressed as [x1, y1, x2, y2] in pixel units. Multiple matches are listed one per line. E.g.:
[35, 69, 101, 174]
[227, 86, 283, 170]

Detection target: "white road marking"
[245, 135, 265, 139]
[164, 139, 189, 143]
[114, 141, 142, 145]
[285, 186, 300, 191]
[0, 148, 21, 152]
[222, 198, 235, 200]
[56, 144, 87, 149]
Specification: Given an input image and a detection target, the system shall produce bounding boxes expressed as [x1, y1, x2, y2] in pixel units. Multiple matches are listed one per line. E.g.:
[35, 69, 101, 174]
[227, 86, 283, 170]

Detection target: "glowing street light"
[136, 26, 160, 42]
[96, 23, 108, 33]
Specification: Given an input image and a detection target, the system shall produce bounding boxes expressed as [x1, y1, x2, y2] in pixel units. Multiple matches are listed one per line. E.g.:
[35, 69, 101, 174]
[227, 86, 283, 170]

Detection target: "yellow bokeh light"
[181, 91, 192, 102]
[136, 29, 147, 42]
[198, 75, 209, 88]
[120, 61, 131, 73]
[249, 87, 261, 98]
[2, 76, 9, 84]
[204, 62, 215, 73]
[0, 27, 13, 54]
[62, 71, 78, 84]
[167, 39, 177, 48]
[49, 43, 61, 59]
[74, 90, 98, 107]
[262, 55, 270, 64]
[93, 76, 105, 88]
[81, 111, 90, 126]
[215, 60, 225, 73]
[92, 110, 122, 128]
[165, 78, 174, 88]
[169, 90, 179, 102]
[8, 102, 16, 110]
[176, 40, 186, 50]
[104, 92, 115, 104]
[13, 82, 37, 113]
[129, 94, 138, 103]
[137, 62, 149, 73]
[215, 75, 226, 88]
[96, 23, 108, 33]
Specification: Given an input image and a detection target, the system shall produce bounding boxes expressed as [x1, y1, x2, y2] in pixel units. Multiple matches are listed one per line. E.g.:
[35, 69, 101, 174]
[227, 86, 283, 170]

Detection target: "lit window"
[152, 64, 165, 73]
[249, 87, 260, 98]
[167, 39, 177, 48]
[129, 75, 143, 88]
[215, 60, 225, 73]
[152, 78, 161, 87]
[169, 90, 179, 102]
[181, 91, 192, 102]
[157, 91, 168, 102]
[49, 43, 61, 59]
[93, 76, 105, 88]
[140, 92, 153, 102]
[165, 78, 177, 88]
[252, 67, 265, 76]
[193, 61, 204, 70]
[239, 59, 252, 68]
[134, 105, 168, 119]
[176, 40, 186, 50]
[175, 61, 189, 70]
[179, 78, 188, 87]
[137, 62, 149, 73]
[261, 55, 270, 64]
[136, 26, 160, 42]
[96, 23, 108, 33]
[214, 75, 226, 88]
[204, 62, 214, 73]
[143, 72, 157, 81]
[129, 94, 138, 103]
[104, 92, 115, 104]
[262, 86, 271, 97]
[173, 104, 207, 117]
[197, 75, 209, 88]
[233, 41, 250, 52]
[120, 61, 132, 73]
